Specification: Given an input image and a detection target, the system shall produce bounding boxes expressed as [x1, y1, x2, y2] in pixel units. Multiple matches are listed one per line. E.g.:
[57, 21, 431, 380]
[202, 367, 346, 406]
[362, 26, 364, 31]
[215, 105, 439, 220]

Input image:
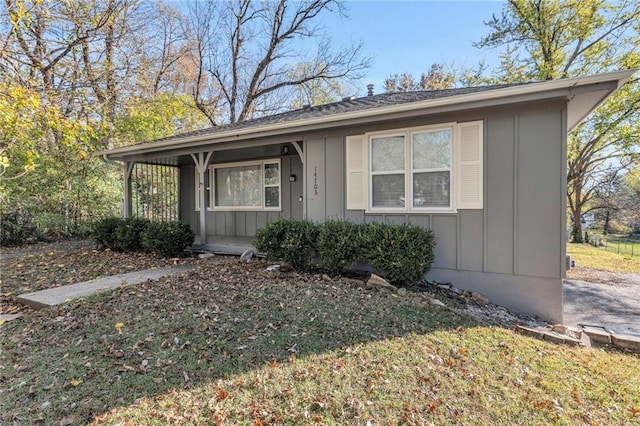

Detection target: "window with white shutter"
[345, 121, 484, 213]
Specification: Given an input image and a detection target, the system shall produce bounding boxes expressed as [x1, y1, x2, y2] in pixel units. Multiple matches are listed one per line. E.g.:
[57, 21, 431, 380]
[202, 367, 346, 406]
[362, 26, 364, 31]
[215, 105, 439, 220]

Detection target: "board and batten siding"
[304, 105, 566, 323]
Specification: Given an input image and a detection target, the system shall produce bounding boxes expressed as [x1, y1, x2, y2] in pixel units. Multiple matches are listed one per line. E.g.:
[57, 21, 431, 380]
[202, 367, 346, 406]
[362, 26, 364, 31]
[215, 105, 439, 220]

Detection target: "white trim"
[194, 167, 212, 211]
[98, 70, 635, 159]
[209, 159, 282, 212]
[367, 123, 457, 213]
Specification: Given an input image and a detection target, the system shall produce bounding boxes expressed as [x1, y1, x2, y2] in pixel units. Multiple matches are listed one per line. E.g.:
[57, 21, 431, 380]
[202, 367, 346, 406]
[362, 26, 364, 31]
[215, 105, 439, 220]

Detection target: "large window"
[369, 125, 453, 210]
[196, 160, 281, 211]
[213, 160, 281, 210]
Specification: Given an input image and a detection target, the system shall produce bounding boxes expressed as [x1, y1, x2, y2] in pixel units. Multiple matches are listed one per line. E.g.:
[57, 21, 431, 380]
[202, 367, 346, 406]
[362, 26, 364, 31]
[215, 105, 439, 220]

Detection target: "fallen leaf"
[70, 379, 82, 387]
[115, 322, 124, 334]
[60, 416, 76, 425]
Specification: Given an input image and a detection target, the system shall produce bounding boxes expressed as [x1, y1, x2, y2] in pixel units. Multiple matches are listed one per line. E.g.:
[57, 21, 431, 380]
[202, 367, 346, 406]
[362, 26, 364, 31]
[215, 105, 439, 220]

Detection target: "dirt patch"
[567, 267, 640, 286]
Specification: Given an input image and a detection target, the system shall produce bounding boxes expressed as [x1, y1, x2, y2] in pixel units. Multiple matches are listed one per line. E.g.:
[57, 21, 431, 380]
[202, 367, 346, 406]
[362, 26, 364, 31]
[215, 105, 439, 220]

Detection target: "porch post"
[190, 152, 213, 245]
[123, 161, 135, 218]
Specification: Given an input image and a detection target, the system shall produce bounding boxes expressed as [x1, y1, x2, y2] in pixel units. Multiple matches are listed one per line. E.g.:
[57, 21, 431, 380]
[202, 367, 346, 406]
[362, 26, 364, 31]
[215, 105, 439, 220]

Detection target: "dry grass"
[567, 243, 640, 278]
[2, 251, 639, 425]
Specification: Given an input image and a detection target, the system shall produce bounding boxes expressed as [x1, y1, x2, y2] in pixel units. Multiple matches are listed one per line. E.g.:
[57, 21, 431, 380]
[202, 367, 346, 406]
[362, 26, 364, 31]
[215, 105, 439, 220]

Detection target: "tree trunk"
[570, 181, 584, 243]
[603, 210, 611, 235]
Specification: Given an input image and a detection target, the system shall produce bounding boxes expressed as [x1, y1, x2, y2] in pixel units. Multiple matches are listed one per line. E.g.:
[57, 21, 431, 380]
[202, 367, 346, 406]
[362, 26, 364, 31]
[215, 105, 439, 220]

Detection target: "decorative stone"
[436, 284, 451, 290]
[198, 252, 215, 259]
[322, 274, 332, 281]
[240, 249, 255, 263]
[471, 292, 489, 305]
[450, 286, 463, 295]
[366, 274, 397, 291]
[266, 264, 281, 272]
[429, 298, 446, 307]
[397, 287, 407, 297]
[551, 324, 568, 334]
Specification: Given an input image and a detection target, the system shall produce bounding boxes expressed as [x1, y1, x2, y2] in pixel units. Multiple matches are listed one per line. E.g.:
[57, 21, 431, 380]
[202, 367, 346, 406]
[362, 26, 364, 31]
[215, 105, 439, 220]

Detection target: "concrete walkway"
[15, 265, 193, 310]
[564, 278, 640, 337]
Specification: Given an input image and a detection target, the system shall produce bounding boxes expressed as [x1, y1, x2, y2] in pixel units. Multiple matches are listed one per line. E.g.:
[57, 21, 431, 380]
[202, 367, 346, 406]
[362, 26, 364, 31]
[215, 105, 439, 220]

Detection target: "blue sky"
[324, 1, 506, 93]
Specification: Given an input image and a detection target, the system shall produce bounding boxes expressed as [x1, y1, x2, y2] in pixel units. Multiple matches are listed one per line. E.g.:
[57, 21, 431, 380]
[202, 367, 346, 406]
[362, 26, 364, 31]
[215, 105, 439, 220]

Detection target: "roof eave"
[98, 69, 636, 161]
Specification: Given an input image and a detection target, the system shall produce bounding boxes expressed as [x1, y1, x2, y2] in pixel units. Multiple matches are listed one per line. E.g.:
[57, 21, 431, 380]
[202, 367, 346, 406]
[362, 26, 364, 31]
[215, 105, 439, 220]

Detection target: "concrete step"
[16, 265, 193, 310]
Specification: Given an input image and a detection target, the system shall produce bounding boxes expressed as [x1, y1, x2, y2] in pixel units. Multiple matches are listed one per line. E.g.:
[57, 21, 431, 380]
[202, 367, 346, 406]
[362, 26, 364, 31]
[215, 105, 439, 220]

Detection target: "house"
[98, 70, 634, 323]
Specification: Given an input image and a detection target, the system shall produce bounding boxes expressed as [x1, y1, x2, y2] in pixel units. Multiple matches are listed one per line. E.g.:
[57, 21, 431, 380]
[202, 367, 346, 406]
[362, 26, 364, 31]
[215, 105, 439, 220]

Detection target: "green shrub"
[0, 210, 38, 247]
[93, 217, 124, 249]
[114, 217, 151, 252]
[258, 218, 436, 285]
[255, 218, 319, 270]
[317, 220, 363, 274]
[141, 221, 194, 257]
[359, 222, 436, 286]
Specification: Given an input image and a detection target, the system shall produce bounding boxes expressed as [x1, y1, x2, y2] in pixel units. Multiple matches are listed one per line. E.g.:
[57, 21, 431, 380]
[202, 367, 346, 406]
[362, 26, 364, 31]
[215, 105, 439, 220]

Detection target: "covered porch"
[115, 138, 305, 254]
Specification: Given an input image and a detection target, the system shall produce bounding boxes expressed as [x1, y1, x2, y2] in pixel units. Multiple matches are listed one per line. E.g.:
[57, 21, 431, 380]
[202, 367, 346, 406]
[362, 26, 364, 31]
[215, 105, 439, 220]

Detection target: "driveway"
[564, 277, 640, 336]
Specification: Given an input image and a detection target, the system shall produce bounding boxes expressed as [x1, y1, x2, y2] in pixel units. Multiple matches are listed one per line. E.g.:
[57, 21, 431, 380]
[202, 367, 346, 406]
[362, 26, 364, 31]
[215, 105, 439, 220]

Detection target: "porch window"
[210, 160, 281, 210]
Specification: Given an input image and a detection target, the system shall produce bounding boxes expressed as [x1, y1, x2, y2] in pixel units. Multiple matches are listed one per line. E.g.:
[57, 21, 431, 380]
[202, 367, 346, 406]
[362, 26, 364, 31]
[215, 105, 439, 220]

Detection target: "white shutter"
[457, 121, 483, 210]
[346, 135, 367, 210]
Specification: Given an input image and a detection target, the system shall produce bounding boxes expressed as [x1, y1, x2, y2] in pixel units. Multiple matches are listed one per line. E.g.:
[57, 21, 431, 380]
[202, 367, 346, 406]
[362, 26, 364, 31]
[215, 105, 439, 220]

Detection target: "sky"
[320, 0, 506, 94]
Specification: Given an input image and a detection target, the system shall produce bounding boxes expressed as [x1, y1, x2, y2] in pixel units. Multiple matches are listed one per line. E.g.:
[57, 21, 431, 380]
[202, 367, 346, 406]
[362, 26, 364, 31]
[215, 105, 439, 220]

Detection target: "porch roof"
[98, 69, 635, 162]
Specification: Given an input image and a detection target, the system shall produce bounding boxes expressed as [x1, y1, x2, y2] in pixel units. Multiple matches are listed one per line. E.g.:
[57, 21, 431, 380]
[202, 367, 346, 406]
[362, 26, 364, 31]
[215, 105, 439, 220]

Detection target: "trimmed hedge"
[114, 217, 150, 252]
[141, 221, 194, 258]
[257, 218, 436, 286]
[93, 217, 194, 257]
[255, 218, 319, 271]
[93, 217, 123, 250]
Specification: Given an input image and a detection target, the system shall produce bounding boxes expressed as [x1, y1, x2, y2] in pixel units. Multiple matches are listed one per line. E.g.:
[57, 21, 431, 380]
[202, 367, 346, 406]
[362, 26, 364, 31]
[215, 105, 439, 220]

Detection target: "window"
[411, 129, 452, 209]
[208, 160, 281, 211]
[371, 135, 405, 208]
[347, 121, 483, 212]
[368, 126, 453, 210]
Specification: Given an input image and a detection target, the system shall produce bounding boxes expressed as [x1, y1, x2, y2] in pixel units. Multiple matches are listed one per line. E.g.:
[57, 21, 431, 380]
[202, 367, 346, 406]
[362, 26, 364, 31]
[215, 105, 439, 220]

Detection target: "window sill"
[364, 209, 457, 215]
[208, 207, 282, 212]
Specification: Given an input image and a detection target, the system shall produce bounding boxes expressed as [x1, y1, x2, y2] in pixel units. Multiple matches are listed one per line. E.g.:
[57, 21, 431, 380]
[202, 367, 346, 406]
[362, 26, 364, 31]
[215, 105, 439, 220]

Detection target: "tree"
[384, 63, 456, 92]
[474, 0, 640, 242]
[183, 0, 370, 125]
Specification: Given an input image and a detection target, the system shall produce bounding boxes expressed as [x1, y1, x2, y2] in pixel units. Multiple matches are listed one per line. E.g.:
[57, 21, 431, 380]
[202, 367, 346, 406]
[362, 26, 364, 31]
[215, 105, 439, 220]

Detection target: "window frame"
[367, 123, 457, 213]
[410, 127, 453, 211]
[209, 159, 282, 212]
[369, 132, 407, 211]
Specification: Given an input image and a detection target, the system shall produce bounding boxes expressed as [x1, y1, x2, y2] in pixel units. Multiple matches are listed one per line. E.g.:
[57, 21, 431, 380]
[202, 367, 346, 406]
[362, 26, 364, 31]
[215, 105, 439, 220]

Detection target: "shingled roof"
[148, 83, 523, 145]
[98, 70, 635, 159]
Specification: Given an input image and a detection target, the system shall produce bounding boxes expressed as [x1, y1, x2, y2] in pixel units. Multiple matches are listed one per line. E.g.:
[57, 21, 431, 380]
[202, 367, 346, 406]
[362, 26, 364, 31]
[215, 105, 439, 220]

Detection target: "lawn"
[1, 248, 639, 425]
[567, 242, 640, 274]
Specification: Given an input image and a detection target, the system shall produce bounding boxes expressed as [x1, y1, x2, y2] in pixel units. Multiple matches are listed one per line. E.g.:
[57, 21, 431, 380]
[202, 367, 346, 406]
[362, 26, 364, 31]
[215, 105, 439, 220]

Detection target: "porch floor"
[192, 235, 260, 256]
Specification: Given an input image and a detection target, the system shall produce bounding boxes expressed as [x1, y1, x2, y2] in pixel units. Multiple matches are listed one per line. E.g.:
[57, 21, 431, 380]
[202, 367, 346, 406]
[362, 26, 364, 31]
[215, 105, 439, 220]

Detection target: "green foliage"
[255, 218, 320, 271]
[0, 209, 38, 247]
[114, 217, 151, 252]
[141, 221, 194, 258]
[317, 220, 363, 274]
[93, 217, 125, 250]
[258, 218, 437, 285]
[359, 222, 436, 286]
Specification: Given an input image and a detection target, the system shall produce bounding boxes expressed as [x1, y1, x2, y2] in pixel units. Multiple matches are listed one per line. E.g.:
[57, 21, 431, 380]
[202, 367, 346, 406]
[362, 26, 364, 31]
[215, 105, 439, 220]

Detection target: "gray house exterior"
[99, 70, 634, 323]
